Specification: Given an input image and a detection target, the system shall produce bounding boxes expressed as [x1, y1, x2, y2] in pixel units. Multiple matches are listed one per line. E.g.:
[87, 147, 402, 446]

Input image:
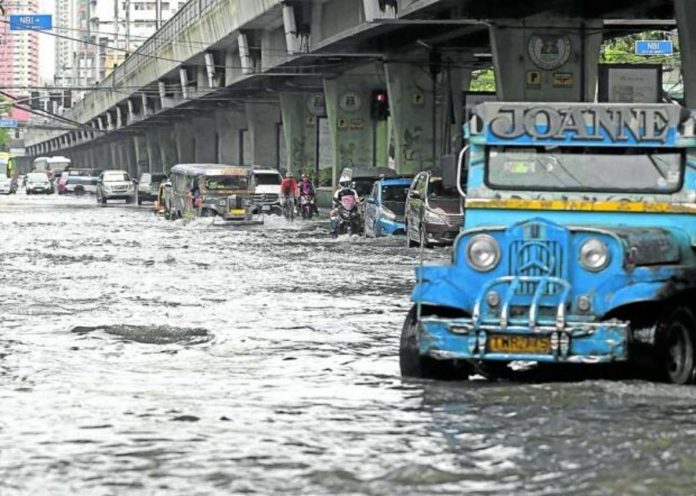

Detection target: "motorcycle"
[299, 194, 315, 219]
[331, 195, 361, 237]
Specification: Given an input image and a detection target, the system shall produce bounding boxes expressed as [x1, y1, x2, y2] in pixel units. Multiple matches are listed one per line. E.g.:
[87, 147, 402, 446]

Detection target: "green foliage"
[470, 69, 496, 92]
[318, 167, 333, 187]
[601, 30, 679, 66]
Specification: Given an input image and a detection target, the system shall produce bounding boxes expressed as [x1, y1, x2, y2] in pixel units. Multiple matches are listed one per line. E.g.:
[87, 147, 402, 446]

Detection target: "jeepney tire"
[137, 198, 143, 205]
[655, 307, 696, 385]
[476, 361, 515, 381]
[400, 306, 471, 381]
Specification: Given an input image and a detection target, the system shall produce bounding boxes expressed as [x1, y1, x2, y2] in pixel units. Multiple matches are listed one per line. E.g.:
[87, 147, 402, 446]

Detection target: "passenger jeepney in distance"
[402, 102, 696, 384]
[169, 164, 261, 223]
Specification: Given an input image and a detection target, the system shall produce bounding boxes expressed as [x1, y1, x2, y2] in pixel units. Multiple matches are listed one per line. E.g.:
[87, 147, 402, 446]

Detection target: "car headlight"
[425, 210, 447, 225]
[580, 238, 610, 272]
[466, 234, 500, 272]
[381, 206, 396, 220]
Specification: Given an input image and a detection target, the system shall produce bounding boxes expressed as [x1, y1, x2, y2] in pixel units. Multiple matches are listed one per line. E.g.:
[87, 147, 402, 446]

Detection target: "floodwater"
[2, 194, 696, 495]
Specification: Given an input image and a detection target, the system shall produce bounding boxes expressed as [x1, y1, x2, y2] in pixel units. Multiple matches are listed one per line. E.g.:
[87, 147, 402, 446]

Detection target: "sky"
[39, 0, 56, 82]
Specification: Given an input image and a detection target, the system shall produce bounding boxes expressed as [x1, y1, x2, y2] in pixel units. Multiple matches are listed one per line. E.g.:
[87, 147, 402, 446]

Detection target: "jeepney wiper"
[647, 154, 668, 180]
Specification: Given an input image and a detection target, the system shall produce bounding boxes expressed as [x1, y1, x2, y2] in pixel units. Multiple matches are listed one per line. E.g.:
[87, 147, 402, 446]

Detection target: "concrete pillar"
[489, 18, 603, 102]
[216, 108, 246, 164]
[159, 128, 179, 172]
[133, 135, 149, 175]
[280, 92, 320, 174]
[125, 139, 137, 177]
[323, 64, 389, 187]
[245, 102, 281, 167]
[175, 122, 195, 164]
[146, 129, 163, 172]
[193, 117, 217, 162]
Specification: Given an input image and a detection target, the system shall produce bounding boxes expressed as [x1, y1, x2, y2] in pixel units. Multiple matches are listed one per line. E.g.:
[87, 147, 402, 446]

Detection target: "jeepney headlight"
[467, 234, 500, 272]
[580, 238, 610, 272]
[425, 210, 447, 225]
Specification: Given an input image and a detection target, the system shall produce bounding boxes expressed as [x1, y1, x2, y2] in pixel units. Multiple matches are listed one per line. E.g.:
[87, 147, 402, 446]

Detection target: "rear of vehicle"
[0, 177, 12, 195]
[252, 169, 282, 214]
[138, 173, 168, 204]
[25, 173, 52, 195]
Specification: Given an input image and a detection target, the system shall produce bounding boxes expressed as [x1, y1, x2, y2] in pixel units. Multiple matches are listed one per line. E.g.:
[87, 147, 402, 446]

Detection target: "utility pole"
[125, 0, 131, 54]
[113, 0, 119, 71]
[156, 0, 162, 30]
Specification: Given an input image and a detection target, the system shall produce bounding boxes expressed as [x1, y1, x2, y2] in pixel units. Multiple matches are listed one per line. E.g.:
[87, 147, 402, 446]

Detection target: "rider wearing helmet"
[330, 175, 360, 235]
[332, 175, 358, 207]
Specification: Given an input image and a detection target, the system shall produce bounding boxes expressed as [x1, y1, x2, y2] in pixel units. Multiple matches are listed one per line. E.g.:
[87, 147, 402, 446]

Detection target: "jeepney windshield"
[206, 175, 249, 190]
[486, 146, 684, 194]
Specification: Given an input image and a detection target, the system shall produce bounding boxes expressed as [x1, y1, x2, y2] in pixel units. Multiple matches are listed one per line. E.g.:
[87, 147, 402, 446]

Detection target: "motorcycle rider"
[330, 175, 360, 235]
[298, 174, 318, 215]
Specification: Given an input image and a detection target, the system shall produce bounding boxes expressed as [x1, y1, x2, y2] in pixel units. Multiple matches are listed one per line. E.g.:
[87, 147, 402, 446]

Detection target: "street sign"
[635, 40, 673, 56]
[9, 14, 53, 31]
[0, 119, 18, 128]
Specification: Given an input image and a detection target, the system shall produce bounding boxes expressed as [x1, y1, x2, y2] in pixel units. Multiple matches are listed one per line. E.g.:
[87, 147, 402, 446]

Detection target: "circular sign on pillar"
[528, 34, 573, 71]
[339, 91, 362, 113]
[307, 93, 326, 117]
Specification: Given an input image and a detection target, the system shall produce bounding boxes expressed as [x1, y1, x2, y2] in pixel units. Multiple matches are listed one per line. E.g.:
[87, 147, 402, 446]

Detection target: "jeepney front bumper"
[419, 275, 629, 363]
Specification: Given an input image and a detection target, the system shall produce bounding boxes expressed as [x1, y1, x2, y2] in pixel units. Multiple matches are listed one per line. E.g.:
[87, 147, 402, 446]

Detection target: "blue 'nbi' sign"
[635, 40, 673, 56]
[0, 119, 18, 128]
[9, 14, 53, 31]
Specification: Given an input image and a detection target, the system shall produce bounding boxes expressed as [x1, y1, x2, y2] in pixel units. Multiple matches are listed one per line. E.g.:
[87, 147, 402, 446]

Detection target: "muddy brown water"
[2, 195, 696, 495]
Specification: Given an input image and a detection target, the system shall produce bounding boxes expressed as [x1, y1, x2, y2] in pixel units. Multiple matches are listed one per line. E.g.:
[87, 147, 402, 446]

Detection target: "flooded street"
[3, 195, 696, 495]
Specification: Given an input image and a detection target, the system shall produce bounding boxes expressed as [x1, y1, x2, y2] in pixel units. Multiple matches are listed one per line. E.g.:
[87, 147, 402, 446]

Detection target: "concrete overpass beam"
[280, 92, 320, 174]
[362, 0, 397, 21]
[489, 18, 603, 102]
[225, 49, 243, 85]
[180, 68, 191, 100]
[282, 4, 310, 55]
[676, 0, 696, 109]
[159, 81, 174, 109]
[245, 103, 281, 167]
[116, 106, 124, 129]
[238, 33, 256, 74]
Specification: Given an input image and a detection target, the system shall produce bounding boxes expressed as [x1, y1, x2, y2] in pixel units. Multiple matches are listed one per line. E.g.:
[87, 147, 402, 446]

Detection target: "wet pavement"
[2, 194, 696, 495]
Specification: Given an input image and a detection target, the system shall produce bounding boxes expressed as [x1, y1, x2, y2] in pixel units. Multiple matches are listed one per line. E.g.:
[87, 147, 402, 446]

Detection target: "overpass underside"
[24, 0, 693, 186]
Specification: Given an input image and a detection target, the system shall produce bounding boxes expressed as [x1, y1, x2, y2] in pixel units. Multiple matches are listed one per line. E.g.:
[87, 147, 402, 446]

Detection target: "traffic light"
[370, 89, 389, 121]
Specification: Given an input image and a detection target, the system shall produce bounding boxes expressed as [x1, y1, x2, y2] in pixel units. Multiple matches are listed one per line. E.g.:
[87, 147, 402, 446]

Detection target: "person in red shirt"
[280, 172, 299, 219]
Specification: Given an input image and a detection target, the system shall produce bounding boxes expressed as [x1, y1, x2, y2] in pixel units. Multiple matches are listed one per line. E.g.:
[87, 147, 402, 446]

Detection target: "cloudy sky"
[39, 0, 56, 82]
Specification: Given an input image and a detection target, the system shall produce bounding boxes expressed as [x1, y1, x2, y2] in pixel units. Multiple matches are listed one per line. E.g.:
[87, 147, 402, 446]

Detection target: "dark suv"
[404, 171, 463, 248]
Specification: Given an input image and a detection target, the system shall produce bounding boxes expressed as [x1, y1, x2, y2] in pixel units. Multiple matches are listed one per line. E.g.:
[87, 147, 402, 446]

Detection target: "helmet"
[339, 175, 351, 189]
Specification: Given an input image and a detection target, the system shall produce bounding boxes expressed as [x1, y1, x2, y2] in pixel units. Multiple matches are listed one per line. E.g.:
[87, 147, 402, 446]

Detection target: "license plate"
[230, 209, 245, 215]
[488, 335, 551, 354]
[262, 205, 271, 212]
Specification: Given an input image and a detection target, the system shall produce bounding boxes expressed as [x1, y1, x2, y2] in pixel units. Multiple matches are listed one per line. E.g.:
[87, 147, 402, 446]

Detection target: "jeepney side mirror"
[456, 145, 470, 199]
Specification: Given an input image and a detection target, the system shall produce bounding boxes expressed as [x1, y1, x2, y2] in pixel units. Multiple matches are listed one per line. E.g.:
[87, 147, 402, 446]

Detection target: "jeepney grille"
[509, 240, 563, 295]
[447, 214, 464, 226]
[254, 193, 279, 203]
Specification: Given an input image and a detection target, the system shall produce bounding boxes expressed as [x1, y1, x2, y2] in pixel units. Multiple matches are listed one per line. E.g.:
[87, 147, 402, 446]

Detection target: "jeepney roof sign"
[474, 102, 684, 147]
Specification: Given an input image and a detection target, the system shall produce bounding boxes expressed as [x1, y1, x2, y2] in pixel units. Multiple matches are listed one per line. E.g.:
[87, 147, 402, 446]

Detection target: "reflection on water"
[1, 195, 696, 495]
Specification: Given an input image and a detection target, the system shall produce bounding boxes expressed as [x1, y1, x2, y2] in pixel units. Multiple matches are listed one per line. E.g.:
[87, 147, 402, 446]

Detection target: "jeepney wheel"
[656, 308, 696, 385]
[400, 306, 472, 380]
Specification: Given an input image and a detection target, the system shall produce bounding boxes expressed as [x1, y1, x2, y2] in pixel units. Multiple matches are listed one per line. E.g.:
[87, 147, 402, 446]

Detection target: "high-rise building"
[54, 0, 184, 93]
[0, 0, 40, 121]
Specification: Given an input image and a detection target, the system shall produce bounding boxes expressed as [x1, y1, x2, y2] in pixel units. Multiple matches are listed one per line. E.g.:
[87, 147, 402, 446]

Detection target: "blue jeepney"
[402, 102, 696, 384]
[364, 177, 411, 237]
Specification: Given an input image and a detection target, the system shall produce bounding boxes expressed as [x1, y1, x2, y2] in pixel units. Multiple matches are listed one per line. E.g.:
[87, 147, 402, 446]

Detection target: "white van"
[252, 167, 283, 214]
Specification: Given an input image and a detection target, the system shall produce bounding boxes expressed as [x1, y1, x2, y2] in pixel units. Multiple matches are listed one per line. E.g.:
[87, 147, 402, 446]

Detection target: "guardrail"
[69, 0, 224, 122]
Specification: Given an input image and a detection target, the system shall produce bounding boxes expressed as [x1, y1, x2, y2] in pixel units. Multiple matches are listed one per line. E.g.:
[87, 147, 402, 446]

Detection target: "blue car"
[402, 102, 696, 385]
[364, 178, 411, 237]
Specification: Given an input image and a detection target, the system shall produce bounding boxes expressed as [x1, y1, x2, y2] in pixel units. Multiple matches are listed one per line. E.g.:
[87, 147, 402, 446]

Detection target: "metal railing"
[69, 0, 225, 122]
